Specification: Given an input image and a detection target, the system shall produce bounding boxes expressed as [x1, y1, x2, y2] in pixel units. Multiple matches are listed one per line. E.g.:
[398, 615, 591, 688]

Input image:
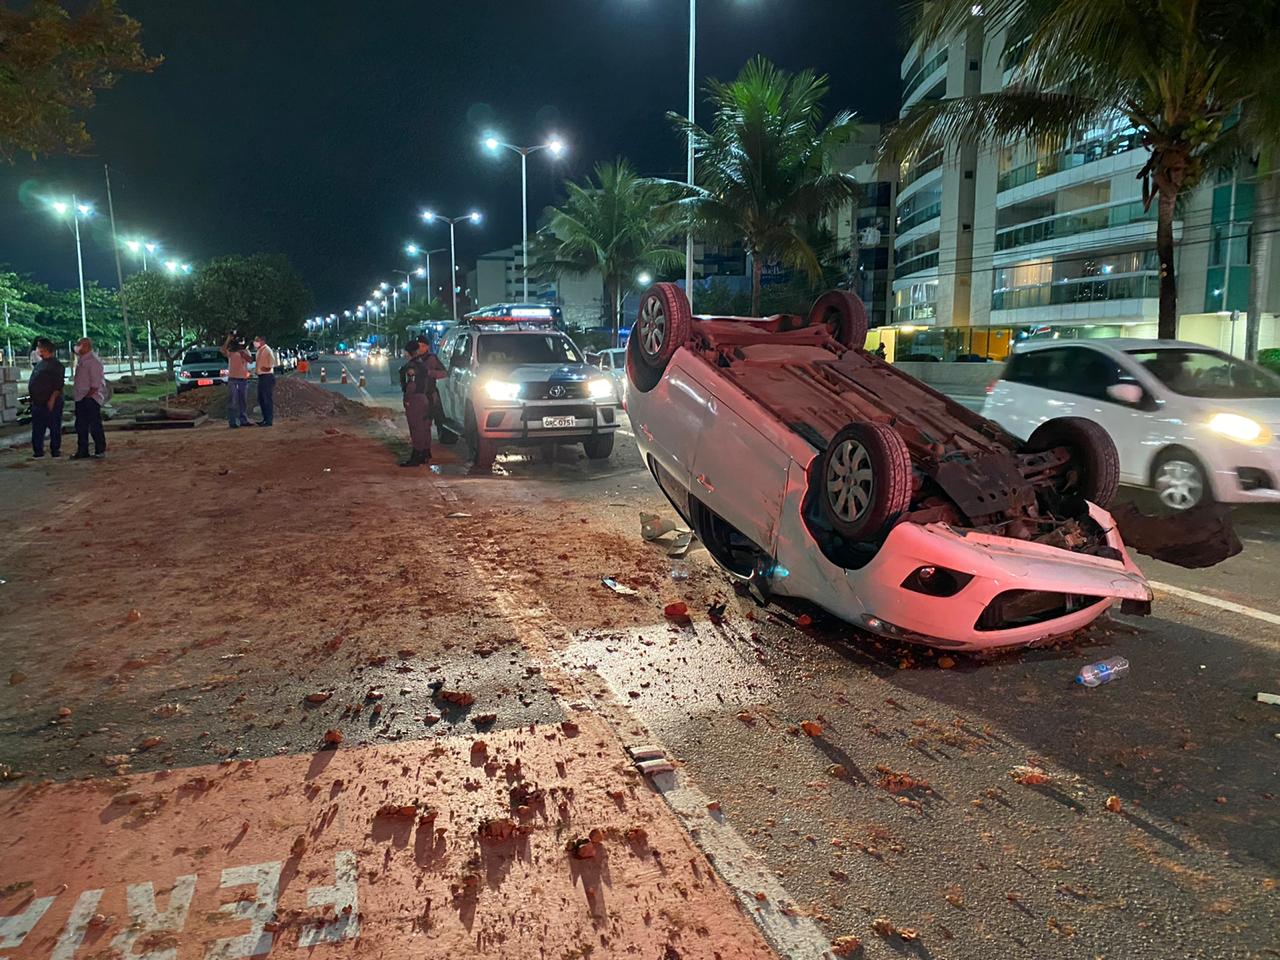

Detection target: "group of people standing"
[27, 337, 109, 459]
[398, 336, 447, 467]
[219, 332, 277, 428]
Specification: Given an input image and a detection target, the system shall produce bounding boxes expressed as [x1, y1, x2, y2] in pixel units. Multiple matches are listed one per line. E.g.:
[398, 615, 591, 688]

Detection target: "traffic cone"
[358, 371, 366, 388]
[340, 369, 348, 384]
[319, 366, 327, 383]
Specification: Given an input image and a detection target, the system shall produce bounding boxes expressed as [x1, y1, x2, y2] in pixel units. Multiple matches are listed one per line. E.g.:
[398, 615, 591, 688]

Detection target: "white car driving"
[983, 339, 1280, 510]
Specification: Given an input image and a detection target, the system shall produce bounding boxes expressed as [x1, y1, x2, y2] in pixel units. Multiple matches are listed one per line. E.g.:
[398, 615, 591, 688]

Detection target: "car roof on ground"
[1012, 338, 1213, 354]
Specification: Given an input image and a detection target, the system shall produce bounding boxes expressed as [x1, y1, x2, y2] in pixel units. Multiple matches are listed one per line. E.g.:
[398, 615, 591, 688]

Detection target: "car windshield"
[1127, 348, 1280, 399]
[183, 350, 222, 365]
[477, 333, 581, 365]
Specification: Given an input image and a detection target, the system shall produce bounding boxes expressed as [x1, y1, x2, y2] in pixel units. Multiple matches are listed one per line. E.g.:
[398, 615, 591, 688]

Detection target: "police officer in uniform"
[399, 338, 447, 467]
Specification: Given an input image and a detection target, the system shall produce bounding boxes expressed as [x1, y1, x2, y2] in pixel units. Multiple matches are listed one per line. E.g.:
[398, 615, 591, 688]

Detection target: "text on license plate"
[542, 416, 576, 429]
[197, 378, 214, 386]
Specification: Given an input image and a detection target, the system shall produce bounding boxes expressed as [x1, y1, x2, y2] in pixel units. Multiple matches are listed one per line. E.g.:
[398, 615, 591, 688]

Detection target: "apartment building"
[891, 24, 1280, 360]
[829, 126, 897, 329]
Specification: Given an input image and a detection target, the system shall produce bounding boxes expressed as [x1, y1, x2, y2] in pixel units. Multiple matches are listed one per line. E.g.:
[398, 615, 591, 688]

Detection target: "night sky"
[1, 0, 902, 313]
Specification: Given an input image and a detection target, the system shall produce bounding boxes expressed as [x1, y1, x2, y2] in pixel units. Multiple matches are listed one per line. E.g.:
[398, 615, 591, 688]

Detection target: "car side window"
[1004, 348, 1073, 391]
[450, 334, 471, 370]
[1058, 348, 1124, 400]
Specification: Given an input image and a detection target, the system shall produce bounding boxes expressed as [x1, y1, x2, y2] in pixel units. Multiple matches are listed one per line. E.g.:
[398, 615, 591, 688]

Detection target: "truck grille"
[522, 381, 590, 400]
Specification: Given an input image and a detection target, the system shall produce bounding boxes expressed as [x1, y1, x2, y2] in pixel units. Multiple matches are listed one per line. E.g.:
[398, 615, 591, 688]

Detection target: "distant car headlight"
[1208, 412, 1270, 444]
[587, 378, 614, 399]
[484, 380, 521, 402]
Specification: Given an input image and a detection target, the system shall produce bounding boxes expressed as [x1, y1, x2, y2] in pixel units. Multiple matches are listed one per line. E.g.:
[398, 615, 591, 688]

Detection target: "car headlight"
[587, 378, 614, 400]
[484, 380, 521, 402]
[1208, 412, 1270, 445]
[178, 370, 190, 379]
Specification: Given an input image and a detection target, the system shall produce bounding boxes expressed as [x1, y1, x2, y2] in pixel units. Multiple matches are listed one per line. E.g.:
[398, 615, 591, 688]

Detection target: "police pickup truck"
[434, 305, 620, 465]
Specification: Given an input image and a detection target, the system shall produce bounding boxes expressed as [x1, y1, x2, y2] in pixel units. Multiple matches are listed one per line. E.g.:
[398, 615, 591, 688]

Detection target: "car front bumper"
[477, 399, 620, 443]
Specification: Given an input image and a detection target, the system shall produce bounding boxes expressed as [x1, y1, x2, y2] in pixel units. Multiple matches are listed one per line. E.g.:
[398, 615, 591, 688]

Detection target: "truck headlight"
[484, 380, 521, 401]
[587, 378, 614, 400]
[1208, 412, 1270, 444]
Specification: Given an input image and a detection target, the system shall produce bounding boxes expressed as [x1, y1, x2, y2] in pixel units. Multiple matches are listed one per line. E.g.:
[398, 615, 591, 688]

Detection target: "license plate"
[197, 378, 214, 386]
[542, 416, 576, 429]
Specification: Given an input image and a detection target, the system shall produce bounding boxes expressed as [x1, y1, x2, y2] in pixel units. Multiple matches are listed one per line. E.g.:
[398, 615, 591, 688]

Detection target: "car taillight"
[900, 565, 974, 597]
[985, 380, 997, 395]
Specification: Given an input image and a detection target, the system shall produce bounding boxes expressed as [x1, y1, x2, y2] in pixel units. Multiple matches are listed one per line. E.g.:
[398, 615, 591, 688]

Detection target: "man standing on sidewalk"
[252, 335, 277, 427]
[71, 337, 107, 460]
[398, 339, 446, 467]
[220, 331, 253, 428]
[28, 338, 64, 459]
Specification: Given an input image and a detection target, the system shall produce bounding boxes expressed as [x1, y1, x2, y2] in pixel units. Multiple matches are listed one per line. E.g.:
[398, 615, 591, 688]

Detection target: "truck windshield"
[477, 333, 581, 365]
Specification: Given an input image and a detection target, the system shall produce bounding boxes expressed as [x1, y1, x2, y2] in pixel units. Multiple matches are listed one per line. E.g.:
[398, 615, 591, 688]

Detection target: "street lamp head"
[380, 281, 389, 290]
[125, 240, 141, 253]
[421, 210, 436, 223]
[405, 243, 419, 255]
[547, 137, 565, 156]
[483, 135, 500, 152]
[50, 200, 69, 216]
[468, 211, 482, 223]
[373, 289, 384, 298]
[164, 260, 179, 273]
[343, 310, 351, 317]
[76, 202, 94, 216]
[414, 266, 426, 278]
[637, 272, 653, 286]
[145, 242, 158, 253]
[181, 263, 192, 274]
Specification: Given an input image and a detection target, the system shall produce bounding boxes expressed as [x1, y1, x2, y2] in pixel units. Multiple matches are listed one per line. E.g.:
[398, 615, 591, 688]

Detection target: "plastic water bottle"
[670, 562, 690, 582]
[1075, 656, 1130, 687]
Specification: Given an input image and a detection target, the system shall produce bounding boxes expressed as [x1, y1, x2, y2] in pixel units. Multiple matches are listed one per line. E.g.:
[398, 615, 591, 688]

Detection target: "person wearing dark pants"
[27, 338, 64, 458]
[220, 331, 253, 427]
[71, 337, 107, 460]
[252, 335, 277, 426]
[398, 339, 447, 466]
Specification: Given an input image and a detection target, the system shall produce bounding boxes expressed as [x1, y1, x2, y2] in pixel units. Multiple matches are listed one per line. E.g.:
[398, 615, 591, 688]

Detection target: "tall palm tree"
[887, 0, 1280, 340]
[540, 159, 684, 344]
[670, 57, 861, 316]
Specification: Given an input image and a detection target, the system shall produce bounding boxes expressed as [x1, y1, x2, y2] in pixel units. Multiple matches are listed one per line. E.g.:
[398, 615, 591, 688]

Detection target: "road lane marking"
[1150, 580, 1280, 627]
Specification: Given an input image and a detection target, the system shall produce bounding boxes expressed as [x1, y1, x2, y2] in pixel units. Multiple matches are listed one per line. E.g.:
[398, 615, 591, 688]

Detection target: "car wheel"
[583, 433, 614, 460]
[806, 290, 869, 348]
[436, 420, 458, 445]
[635, 282, 691, 369]
[1152, 449, 1210, 511]
[464, 406, 495, 466]
[818, 422, 913, 541]
[1027, 417, 1120, 507]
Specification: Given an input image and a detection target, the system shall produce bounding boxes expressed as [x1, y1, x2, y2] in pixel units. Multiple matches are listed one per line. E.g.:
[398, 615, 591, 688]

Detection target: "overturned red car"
[625, 283, 1153, 651]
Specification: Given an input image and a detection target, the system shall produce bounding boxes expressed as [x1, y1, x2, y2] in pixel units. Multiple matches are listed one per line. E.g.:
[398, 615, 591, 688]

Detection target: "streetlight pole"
[686, 0, 696, 310]
[421, 211, 482, 320]
[71, 195, 89, 340]
[483, 136, 565, 301]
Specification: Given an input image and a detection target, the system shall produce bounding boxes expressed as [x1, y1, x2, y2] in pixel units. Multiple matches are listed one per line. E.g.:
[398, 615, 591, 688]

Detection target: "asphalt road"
[0, 358, 1275, 959]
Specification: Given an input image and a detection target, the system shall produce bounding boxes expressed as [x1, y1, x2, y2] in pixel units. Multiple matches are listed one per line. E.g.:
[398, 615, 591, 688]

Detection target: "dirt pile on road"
[165, 378, 391, 421]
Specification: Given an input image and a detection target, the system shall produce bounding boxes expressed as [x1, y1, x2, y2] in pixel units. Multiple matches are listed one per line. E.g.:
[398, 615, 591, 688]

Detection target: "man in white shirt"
[252, 335, 277, 427]
[71, 337, 108, 459]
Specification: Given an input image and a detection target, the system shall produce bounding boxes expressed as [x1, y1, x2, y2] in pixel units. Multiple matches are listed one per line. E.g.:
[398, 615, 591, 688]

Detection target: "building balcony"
[991, 272, 1159, 311]
[995, 199, 1157, 253]
[895, 251, 940, 277]
[899, 149, 944, 197]
[997, 127, 1142, 194]
[901, 49, 948, 111]
[893, 302, 939, 325]
[896, 201, 942, 235]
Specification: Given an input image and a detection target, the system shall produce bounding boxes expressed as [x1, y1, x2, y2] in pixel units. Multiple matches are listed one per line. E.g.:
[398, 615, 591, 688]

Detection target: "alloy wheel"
[1154, 458, 1204, 510]
[638, 297, 667, 359]
[826, 438, 875, 522]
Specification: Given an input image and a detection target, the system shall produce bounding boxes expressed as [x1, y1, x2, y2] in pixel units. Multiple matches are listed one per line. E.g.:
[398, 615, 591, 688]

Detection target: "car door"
[1051, 346, 1156, 485]
[442, 333, 473, 426]
[985, 347, 1077, 439]
[688, 387, 791, 555]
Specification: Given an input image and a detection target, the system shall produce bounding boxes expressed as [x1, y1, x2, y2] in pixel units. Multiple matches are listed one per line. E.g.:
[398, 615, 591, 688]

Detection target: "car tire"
[630, 282, 691, 381]
[818, 421, 913, 541]
[1027, 416, 1120, 507]
[806, 290, 869, 349]
[464, 406, 495, 467]
[436, 420, 458, 445]
[583, 433, 614, 460]
[1151, 447, 1211, 511]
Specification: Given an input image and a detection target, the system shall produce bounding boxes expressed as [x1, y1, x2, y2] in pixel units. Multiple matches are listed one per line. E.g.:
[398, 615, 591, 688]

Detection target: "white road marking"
[1150, 580, 1280, 627]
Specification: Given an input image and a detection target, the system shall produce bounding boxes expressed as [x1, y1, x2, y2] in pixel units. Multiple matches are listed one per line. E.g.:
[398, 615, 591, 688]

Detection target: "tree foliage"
[1, 268, 122, 356]
[669, 56, 860, 315]
[540, 158, 685, 342]
[0, 0, 161, 161]
[887, 0, 1280, 339]
[121, 269, 193, 370]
